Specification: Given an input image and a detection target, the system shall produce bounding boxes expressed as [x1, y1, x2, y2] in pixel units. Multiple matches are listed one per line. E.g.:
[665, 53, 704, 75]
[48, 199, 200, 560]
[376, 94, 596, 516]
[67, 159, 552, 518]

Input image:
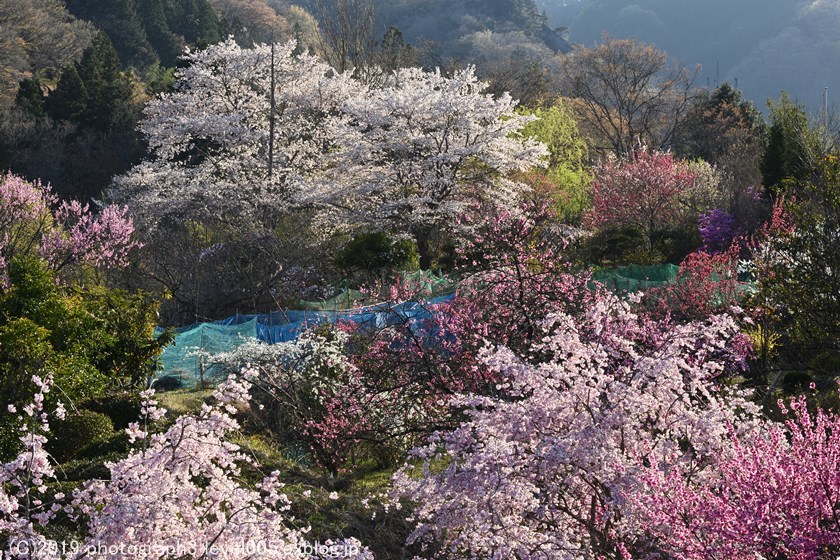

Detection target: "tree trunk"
[416, 232, 431, 270]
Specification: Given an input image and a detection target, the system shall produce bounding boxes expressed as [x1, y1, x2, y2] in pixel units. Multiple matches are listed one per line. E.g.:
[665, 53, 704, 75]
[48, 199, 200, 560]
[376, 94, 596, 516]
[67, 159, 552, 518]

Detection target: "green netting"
[298, 289, 368, 310]
[298, 270, 455, 310]
[590, 264, 680, 293]
[156, 318, 258, 387]
[402, 269, 455, 295]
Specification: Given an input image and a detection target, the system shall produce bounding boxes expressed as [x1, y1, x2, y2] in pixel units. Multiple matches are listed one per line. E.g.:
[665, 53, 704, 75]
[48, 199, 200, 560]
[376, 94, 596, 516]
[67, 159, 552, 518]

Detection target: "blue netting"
[154, 264, 699, 388]
[155, 295, 455, 387]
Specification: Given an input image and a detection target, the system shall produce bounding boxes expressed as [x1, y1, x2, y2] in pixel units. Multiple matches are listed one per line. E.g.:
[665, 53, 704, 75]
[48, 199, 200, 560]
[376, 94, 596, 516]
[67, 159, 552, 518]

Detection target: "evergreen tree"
[15, 78, 46, 119]
[137, 0, 183, 68]
[761, 92, 819, 192]
[64, 0, 158, 69]
[45, 65, 89, 123]
[75, 33, 135, 132]
[379, 27, 416, 73]
[175, 0, 222, 45]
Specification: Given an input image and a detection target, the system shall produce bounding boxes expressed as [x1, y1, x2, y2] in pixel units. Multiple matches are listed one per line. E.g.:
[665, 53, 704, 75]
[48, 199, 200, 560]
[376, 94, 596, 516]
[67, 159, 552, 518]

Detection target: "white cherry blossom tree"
[110, 38, 359, 229]
[332, 67, 547, 267]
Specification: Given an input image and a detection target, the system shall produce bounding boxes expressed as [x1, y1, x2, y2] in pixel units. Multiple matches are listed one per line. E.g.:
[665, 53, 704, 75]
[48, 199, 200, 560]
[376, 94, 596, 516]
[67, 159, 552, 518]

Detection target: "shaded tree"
[45, 64, 89, 123]
[562, 35, 697, 157]
[673, 83, 766, 227]
[14, 78, 46, 119]
[64, 0, 158, 69]
[314, 0, 376, 76]
[758, 154, 840, 367]
[45, 33, 135, 133]
[137, 0, 184, 68]
[0, 0, 94, 108]
[378, 26, 417, 74]
[74, 32, 136, 132]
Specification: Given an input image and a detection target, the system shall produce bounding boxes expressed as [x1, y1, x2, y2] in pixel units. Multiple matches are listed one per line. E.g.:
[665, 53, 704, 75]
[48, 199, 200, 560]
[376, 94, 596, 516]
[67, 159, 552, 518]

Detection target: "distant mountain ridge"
[342, 0, 571, 58]
[537, 0, 838, 112]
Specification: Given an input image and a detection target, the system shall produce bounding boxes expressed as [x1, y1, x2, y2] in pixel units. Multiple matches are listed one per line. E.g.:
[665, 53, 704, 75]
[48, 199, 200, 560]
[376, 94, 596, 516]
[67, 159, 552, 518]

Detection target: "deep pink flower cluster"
[584, 148, 698, 246]
[645, 245, 747, 323]
[634, 394, 840, 559]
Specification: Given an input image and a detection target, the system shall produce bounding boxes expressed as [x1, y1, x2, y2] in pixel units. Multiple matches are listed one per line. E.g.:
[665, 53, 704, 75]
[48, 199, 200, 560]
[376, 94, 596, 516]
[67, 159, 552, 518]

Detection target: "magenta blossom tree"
[633, 394, 840, 560]
[584, 148, 699, 252]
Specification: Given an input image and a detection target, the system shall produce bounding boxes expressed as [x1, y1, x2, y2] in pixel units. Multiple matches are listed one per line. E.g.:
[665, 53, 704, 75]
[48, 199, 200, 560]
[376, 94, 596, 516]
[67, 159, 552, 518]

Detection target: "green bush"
[73, 430, 132, 460]
[48, 410, 115, 463]
[60, 453, 122, 482]
[576, 226, 650, 266]
[336, 232, 419, 273]
[0, 256, 165, 459]
[80, 392, 142, 430]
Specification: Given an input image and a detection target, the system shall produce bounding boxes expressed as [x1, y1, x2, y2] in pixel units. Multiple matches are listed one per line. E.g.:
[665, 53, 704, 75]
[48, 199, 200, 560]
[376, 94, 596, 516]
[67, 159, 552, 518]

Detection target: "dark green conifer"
[45, 65, 89, 123]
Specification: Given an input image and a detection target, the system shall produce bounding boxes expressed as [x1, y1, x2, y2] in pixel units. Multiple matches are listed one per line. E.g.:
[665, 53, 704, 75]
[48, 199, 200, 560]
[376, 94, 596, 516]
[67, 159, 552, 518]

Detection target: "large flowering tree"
[331, 67, 547, 268]
[633, 394, 840, 560]
[392, 294, 758, 559]
[110, 38, 358, 229]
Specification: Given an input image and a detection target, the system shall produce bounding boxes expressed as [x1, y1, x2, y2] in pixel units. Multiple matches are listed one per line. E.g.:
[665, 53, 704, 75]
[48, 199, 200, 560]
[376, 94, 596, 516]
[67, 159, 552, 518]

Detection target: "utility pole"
[268, 39, 276, 179]
[824, 87, 829, 131]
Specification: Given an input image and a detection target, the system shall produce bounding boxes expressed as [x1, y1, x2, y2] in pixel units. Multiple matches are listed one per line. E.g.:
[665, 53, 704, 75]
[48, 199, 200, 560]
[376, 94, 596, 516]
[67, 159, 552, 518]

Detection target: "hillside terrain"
[539, 0, 839, 111]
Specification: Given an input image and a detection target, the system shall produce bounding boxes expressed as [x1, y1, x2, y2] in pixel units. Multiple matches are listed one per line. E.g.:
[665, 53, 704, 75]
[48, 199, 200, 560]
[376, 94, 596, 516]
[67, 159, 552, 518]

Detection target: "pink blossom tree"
[0, 374, 67, 559]
[1, 373, 374, 559]
[73, 374, 312, 557]
[454, 201, 594, 353]
[584, 148, 699, 252]
[0, 173, 138, 287]
[392, 294, 758, 559]
[633, 394, 840, 560]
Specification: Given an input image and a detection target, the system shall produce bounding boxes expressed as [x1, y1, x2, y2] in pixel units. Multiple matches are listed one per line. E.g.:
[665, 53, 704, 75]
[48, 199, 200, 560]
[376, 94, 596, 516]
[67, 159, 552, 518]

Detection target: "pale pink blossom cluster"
[0, 373, 373, 559]
[392, 293, 762, 558]
[40, 202, 138, 271]
[1, 374, 64, 560]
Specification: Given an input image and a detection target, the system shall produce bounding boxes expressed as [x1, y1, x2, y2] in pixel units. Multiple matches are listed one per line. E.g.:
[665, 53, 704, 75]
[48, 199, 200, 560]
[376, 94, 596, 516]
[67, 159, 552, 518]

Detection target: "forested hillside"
[0, 0, 310, 201]
[539, 0, 840, 110]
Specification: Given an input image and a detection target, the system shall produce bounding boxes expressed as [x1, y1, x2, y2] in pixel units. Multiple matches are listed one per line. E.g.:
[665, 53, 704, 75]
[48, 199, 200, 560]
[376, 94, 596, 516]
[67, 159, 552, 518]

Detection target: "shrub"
[48, 410, 115, 463]
[336, 232, 419, 274]
[698, 208, 737, 253]
[79, 393, 142, 430]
